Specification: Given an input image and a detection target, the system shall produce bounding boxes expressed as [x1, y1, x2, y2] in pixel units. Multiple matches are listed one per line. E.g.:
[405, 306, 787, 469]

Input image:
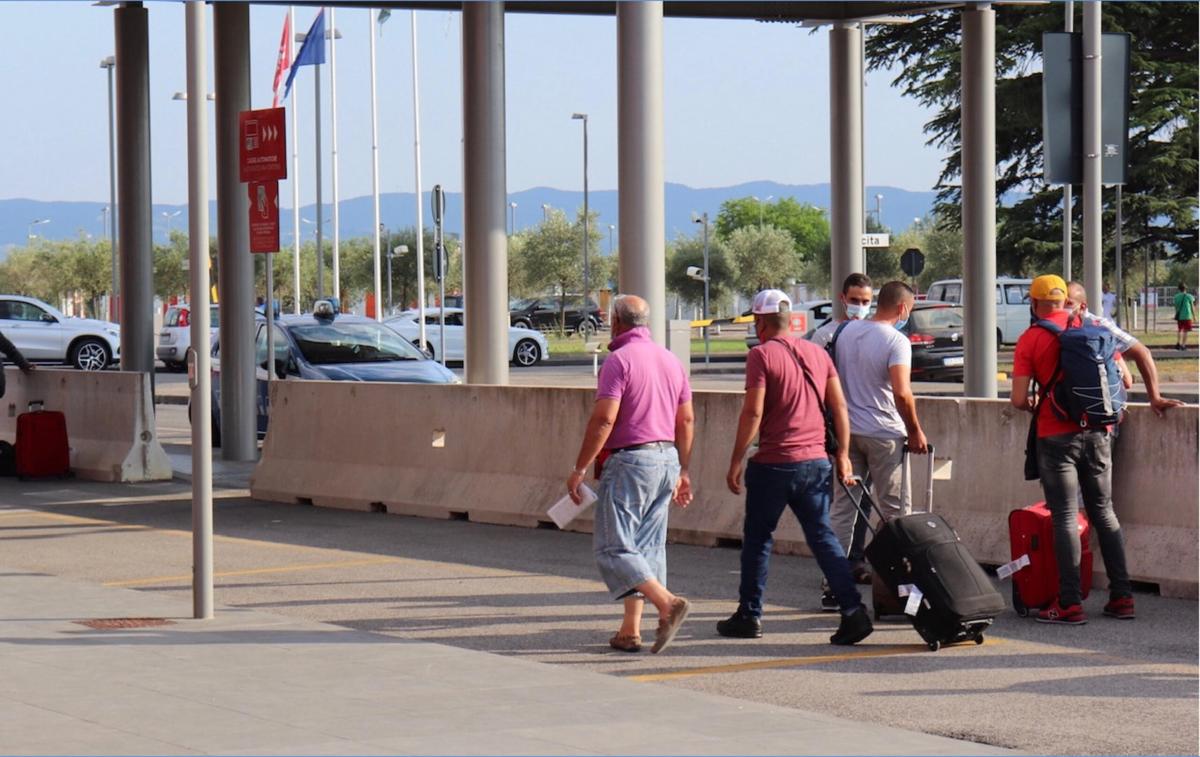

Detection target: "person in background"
[807, 273, 874, 349]
[1101, 282, 1117, 320]
[0, 330, 36, 399]
[566, 294, 694, 655]
[1173, 283, 1195, 351]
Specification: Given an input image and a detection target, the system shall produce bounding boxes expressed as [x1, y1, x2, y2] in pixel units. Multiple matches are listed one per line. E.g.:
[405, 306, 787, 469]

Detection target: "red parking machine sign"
[238, 107, 287, 183]
[788, 311, 808, 335]
[248, 181, 280, 254]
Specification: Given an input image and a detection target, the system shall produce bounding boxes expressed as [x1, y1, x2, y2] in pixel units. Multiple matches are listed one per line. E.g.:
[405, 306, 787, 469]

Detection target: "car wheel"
[412, 339, 435, 360]
[512, 338, 541, 367]
[576, 318, 597, 338]
[996, 328, 1004, 346]
[70, 338, 110, 371]
[513, 319, 533, 331]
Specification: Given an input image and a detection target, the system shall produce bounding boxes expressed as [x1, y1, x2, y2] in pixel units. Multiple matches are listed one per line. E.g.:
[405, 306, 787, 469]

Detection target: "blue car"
[207, 301, 458, 445]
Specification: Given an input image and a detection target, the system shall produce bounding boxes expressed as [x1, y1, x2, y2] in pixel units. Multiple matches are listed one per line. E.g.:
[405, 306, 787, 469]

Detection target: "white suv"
[158, 304, 219, 371]
[0, 295, 121, 370]
[925, 277, 1032, 344]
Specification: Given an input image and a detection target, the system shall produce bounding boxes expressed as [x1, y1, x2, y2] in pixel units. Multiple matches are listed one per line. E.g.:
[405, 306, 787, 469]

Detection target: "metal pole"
[1063, 0, 1074, 281]
[184, 0, 213, 621]
[387, 249, 393, 313]
[265, 254, 274, 379]
[462, 2, 509, 384]
[702, 214, 710, 367]
[290, 7, 302, 314]
[330, 7, 341, 305]
[370, 9, 382, 320]
[314, 54, 324, 302]
[1115, 184, 1123, 326]
[1082, 0, 1103, 310]
[412, 11, 427, 349]
[214, 2, 256, 461]
[581, 115, 590, 331]
[105, 59, 119, 323]
[114, 4, 154, 376]
[616, 1, 666, 343]
[1143, 245, 1149, 332]
[962, 3, 998, 398]
[829, 22, 864, 321]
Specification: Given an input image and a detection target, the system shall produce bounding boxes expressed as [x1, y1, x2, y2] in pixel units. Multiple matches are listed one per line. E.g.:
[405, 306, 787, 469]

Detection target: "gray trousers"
[829, 434, 911, 562]
[1036, 431, 1132, 606]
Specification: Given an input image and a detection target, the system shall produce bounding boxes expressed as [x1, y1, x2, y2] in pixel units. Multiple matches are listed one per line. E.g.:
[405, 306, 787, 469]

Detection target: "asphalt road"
[4, 414, 1196, 756]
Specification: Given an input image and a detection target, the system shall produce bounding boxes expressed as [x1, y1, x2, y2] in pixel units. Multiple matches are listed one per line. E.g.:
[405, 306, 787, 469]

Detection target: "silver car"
[0, 295, 120, 370]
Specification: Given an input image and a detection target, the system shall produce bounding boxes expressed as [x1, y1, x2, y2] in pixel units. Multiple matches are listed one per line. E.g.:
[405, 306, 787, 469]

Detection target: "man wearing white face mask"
[808, 273, 874, 349]
[821, 281, 929, 611]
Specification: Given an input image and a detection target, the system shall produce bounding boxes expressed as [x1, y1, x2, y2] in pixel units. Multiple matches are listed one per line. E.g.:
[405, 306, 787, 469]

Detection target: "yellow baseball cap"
[1030, 274, 1068, 302]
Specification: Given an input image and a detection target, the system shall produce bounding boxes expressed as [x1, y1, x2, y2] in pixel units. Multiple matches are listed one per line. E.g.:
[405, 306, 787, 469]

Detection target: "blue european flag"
[281, 9, 325, 101]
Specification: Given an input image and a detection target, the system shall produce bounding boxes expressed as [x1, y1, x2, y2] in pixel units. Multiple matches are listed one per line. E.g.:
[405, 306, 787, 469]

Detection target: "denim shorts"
[592, 445, 679, 600]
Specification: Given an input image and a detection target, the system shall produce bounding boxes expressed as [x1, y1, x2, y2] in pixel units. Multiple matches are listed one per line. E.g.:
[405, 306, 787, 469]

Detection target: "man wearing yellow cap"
[1011, 274, 1134, 625]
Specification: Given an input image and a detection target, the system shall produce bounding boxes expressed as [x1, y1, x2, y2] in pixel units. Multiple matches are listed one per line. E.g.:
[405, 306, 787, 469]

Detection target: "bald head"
[612, 294, 650, 330]
[1067, 281, 1087, 315]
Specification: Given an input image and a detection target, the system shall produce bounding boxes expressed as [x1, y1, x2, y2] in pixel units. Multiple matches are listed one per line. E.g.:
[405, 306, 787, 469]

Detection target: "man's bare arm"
[1123, 342, 1184, 417]
[573, 398, 620, 474]
[889, 363, 927, 453]
[674, 400, 695, 471]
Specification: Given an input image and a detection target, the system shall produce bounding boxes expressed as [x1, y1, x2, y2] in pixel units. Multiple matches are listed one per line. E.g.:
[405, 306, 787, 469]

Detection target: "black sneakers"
[830, 605, 874, 646]
[820, 590, 840, 613]
[716, 611, 763, 639]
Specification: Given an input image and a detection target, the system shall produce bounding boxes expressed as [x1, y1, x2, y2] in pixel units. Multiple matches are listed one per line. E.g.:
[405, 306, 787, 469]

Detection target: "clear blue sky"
[0, 1, 946, 209]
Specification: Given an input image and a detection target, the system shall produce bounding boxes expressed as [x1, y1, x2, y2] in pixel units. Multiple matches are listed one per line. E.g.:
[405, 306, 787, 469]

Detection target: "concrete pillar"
[961, 4, 998, 398]
[461, 2, 509, 385]
[114, 4, 154, 375]
[829, 22, 864, 321]
[617, 2, 666, 344]
[1081, 1, 1103, 310]
[214, 3, 257, 460]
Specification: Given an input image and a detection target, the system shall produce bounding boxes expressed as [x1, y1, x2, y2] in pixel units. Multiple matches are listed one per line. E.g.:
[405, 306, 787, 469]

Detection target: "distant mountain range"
[0, 181, 938, 257]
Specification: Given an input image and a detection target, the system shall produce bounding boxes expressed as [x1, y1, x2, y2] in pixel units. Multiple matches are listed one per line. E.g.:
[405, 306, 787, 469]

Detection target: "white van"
[925, 277, 1032, 344]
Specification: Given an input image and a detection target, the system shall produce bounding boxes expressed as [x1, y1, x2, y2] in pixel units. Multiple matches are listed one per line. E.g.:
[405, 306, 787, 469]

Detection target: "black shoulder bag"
[778, 339, 839, 455]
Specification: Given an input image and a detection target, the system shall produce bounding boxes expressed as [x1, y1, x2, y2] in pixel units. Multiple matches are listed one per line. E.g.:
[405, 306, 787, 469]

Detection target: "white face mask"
[845, 303, 871, 320]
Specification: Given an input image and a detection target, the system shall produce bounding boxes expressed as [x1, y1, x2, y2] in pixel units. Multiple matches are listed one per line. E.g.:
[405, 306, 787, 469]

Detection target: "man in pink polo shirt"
[567, 294, 694, 655]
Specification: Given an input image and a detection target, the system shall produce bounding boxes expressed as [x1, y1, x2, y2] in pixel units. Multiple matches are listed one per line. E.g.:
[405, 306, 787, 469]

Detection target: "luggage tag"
[896, 584, 923, 616]
[996, 553, 1031, 580]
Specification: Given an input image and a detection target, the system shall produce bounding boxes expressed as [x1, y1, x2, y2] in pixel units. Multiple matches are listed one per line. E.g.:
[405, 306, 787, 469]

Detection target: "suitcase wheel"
[928, 640, 941, 652]
[1012, 584, 1029, 618]
[974, 634, 985, 645]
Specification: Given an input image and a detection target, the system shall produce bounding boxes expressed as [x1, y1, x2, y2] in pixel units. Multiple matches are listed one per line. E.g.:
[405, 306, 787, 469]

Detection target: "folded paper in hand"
[548, 484, 597, 529]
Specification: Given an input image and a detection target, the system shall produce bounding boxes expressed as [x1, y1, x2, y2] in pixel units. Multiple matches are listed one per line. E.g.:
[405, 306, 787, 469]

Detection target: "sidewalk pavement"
[0, 569, 1010, 756]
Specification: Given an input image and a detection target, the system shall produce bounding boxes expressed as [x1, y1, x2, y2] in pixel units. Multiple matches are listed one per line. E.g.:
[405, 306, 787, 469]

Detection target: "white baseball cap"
[751, 289, 792, 314]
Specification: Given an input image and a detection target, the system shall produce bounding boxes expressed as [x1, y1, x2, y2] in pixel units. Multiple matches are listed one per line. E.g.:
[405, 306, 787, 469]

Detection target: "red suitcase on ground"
[16, 401, 70, 479]
[1008, 501, 1091, 617]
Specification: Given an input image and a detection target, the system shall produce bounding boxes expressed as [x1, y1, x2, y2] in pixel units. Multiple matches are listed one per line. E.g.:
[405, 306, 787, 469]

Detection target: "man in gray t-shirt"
[822, 282, 928, 610]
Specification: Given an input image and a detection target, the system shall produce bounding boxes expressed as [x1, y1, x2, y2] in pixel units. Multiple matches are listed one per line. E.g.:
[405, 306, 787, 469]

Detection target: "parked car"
[203, 301, 458, 445]
[157, 304, 220, 371]
[0, 294, 120, 370]
[509, 296, 603, 337]
[745, 299, 837, 348]
[386, 308, 550, 367]
[925, 277, 1031, 344]
[902, 302, 965, 382]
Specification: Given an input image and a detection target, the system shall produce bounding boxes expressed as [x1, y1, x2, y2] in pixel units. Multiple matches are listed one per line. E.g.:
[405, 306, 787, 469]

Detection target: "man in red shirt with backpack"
[1011, 275, 1140, 625]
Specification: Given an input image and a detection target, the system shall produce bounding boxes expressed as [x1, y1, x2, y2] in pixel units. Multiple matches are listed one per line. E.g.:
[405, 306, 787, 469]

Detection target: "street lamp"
[571, 112, 590, 328]
[873, 193, 884, 227]
[389, 244, 409, 315]
[541, 203, 551, 223]
[753, 195, 773, 229]
[509, 201, 517, 235]
[691, 211, 711, 367]
[161, 209, 182, 239]
[172, 91, 215, 101]
[608, 223, 615, 256]
[100, 54, 119, 322]
[27, 218, 50, 242]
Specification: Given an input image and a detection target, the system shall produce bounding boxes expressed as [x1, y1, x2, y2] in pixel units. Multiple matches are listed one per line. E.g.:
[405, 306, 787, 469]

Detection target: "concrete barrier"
[251, 381, 1198, 598]
[0, 367, 171, 483]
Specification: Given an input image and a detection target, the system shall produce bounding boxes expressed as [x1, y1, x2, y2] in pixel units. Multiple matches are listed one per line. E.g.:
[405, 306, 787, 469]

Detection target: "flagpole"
[412, 10, 427, 350]
[314, 27, 324, 303]
[330, 6, 341, 306]
[290, 6, 301, 314]
[369, 9, 382, 321]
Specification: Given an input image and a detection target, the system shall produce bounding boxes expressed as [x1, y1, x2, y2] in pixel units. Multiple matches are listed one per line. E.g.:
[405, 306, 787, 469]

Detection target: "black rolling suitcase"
[842, 447, 1006, 651]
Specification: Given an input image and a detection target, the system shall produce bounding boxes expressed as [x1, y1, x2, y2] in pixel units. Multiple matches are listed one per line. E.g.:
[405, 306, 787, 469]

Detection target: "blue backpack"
[1035, 318, 1126, 429]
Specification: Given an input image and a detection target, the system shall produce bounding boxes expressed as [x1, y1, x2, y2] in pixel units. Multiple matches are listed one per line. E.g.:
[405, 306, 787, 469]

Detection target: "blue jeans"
[593, 445, 679, 600]
[739, 459, 863, 617]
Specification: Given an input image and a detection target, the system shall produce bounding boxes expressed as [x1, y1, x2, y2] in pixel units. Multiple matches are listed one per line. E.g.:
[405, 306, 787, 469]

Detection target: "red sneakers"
[1036, 600, 1087, 625]
[1103, 596, 1136, 620]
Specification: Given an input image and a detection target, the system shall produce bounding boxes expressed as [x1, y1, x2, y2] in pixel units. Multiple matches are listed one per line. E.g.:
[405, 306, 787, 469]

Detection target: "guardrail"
[1, 367, 171, 482]
[251, 382, 1198, 598]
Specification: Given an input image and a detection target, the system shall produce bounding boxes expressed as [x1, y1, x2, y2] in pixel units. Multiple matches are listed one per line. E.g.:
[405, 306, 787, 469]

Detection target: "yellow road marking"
[103, 557, 403, 587]
[629, 638, 1007, 682]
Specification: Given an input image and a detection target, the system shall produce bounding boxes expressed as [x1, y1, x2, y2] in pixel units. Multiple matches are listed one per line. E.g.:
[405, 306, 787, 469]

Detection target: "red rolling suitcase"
[1008, 501, 1092, 617]
[16, 401, 70, 479]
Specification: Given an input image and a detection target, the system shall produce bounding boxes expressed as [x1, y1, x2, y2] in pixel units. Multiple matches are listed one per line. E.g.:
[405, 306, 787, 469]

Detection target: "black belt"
[612, 441, 673, 454]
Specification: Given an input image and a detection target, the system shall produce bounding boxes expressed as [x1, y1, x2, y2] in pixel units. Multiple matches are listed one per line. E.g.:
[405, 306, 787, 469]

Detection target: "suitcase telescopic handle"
[901, 443, 936, 513]
[27, 400, 44, 413]
[838, 475, 884, 537]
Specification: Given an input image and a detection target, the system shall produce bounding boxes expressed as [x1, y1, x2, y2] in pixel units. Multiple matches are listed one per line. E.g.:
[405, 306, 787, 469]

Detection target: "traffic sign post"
[248, 181, 280, 254]
[901, 247, 925, 293]
[238, 107, 288, 183]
